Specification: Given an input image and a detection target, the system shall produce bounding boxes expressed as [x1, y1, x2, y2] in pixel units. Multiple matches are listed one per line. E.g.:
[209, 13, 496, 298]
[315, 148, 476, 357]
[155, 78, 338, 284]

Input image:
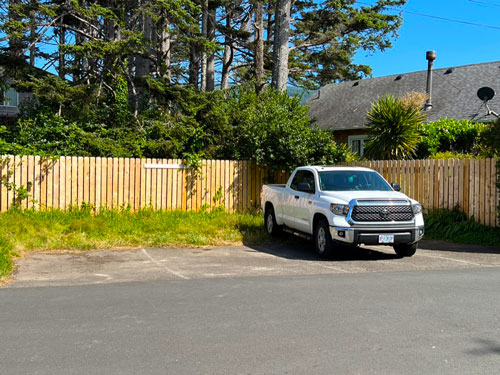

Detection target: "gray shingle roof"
[306, 61, 500, 130]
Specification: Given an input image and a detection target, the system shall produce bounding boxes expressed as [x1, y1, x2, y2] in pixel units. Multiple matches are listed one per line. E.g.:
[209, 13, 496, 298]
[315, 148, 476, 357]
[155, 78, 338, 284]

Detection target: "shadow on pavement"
[466, 338, 500, 356]
[419, 239, 500, 254]
[243, 235, 400, 262]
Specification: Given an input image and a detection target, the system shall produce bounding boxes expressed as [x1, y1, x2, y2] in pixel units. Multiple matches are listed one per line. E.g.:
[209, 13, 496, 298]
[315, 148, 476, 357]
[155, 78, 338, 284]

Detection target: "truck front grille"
[351, 205, 413, 222]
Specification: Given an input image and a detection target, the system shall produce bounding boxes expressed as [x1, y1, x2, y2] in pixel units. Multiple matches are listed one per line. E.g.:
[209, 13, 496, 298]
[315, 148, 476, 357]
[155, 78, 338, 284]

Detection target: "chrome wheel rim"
[266, 213, 273, 233]
[317, 227, 326, 253]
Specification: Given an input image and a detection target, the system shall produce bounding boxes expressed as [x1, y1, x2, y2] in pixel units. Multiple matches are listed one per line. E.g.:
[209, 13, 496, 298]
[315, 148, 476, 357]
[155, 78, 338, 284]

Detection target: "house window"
[348, 135, 368, 157]
[2, 87, 19, 107]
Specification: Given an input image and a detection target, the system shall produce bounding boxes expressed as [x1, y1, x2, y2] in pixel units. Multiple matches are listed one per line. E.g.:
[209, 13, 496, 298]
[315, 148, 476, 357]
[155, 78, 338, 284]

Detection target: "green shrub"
[428, 152, 475, 160]
[424, 207, 500, 246]
[225, 84, 351, 173]
[416, 118, 486, 159]
[364, 94, 424, 160]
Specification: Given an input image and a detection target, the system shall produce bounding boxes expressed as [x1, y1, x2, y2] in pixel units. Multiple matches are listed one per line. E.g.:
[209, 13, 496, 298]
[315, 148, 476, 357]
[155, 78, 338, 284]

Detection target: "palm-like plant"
[364, 94, 425, 160]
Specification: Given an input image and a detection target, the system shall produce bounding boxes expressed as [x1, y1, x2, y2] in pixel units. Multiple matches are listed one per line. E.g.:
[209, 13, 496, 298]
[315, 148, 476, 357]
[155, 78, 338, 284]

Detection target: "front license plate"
[379, 234, 394, 244]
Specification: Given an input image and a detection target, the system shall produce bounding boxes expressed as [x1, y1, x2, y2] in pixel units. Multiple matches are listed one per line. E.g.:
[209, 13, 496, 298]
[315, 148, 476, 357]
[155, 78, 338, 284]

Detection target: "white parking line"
[141, 249, 190, 280]
[93, 273, 113, 284]
[416, 253, 489, 267]
[313, 263, 351, 273]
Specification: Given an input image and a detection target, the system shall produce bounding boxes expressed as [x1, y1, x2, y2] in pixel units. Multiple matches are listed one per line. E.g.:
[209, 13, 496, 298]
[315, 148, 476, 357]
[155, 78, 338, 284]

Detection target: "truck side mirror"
[391, 182, 401, 192]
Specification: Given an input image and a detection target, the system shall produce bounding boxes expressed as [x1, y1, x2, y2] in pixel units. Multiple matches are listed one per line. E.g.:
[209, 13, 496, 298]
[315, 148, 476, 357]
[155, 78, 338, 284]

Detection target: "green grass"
[0, 207, 266, 280]
[424, 208, 500, 247]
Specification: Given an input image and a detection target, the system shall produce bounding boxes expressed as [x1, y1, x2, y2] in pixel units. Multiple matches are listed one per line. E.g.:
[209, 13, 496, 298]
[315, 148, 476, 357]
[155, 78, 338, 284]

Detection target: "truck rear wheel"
[394, 242, 418, 257]
[314, 219, 333, 258]
[264, 206, 281, 236]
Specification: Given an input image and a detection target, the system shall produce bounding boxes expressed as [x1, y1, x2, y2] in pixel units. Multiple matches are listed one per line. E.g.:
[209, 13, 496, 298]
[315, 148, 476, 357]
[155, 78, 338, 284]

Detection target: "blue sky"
[353, 0, 500, 77]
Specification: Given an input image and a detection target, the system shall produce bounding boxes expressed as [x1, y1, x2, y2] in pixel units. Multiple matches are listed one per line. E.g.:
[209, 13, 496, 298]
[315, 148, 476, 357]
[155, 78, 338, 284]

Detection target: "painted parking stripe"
[141, 249, 190, 280]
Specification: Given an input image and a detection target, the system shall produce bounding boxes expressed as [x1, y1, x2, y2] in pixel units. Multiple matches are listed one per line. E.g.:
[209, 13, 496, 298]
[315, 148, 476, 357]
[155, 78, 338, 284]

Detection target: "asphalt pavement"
[1, 240, 500, 374]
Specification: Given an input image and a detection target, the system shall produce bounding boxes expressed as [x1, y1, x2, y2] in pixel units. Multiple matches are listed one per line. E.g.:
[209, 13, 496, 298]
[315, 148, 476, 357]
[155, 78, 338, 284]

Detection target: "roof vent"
[353, 81, 360, 87]
[445, 68, 454, 74]
[395, 75, 402, 81]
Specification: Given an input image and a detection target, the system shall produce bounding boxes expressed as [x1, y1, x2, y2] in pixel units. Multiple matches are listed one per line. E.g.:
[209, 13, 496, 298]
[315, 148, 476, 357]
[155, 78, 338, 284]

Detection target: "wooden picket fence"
[0, 155, 288, 215]
[342, 159, 499, 227]
[0, 155, 498, 227]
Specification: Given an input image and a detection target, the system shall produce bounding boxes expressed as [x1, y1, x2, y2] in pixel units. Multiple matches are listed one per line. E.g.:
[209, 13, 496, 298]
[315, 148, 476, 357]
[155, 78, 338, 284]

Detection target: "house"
[306, 52, 500, 156]
[0, 79, 32, 118]
[0, 55, 39, 119]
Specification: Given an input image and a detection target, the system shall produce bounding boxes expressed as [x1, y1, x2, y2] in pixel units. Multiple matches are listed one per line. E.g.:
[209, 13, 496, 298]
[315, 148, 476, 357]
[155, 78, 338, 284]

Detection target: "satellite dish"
[477, 87, 495, 101]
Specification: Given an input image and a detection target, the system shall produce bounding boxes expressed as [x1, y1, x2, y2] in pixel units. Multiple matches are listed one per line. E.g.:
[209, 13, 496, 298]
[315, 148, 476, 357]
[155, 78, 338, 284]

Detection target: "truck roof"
[310, 165, 375, 172]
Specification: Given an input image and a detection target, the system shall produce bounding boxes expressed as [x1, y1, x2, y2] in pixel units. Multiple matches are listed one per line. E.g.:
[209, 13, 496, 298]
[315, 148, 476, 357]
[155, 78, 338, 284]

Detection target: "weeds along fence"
[0, 155, 498, 227]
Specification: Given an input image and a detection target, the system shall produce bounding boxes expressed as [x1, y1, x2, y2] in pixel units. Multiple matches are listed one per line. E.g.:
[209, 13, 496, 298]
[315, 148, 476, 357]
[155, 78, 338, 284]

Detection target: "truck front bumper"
[330, 225, 425, 245]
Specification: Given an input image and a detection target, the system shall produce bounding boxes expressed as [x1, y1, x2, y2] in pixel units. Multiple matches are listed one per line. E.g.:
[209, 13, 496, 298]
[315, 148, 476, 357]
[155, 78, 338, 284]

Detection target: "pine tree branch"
[21, 13, 68, 57]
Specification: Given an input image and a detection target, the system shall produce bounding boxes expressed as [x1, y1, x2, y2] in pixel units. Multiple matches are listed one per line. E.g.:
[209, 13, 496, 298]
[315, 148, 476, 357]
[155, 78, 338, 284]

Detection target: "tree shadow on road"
[466, 338, 500, 356]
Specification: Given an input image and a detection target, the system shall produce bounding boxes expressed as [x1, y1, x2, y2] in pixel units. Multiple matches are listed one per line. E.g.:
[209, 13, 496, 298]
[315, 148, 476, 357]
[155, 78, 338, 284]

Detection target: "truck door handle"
[294, 195, 300, 199]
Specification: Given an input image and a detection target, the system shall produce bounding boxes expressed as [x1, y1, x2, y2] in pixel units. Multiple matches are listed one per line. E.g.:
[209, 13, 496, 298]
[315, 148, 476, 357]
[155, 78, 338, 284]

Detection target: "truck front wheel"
[314, 219, 333, 258]
[393, 242, 418, 257]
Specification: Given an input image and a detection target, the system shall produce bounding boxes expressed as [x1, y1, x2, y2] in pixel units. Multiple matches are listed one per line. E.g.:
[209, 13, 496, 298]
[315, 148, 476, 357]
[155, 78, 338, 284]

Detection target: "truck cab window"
[290, 170, 315, 193]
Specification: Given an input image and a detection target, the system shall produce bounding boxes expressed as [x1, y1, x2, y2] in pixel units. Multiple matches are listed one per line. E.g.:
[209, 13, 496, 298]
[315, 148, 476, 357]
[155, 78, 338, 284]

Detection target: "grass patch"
[0, 207, 266, 280]
[0, 234, 13, 279]
[424, 208, 500, 247]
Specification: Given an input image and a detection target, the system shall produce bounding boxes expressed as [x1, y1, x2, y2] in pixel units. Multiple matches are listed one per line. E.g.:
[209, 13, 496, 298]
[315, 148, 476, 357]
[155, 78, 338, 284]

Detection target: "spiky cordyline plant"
[364, 94, 425, 160]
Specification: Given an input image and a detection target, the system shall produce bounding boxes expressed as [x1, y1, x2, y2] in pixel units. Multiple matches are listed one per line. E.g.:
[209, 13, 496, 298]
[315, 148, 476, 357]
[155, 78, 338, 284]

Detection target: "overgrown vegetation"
[0, 233, 13, 279]
[0, 83, 351, 173]
[364, 93, 425, 160]
[0, 207, 267, 280]
[416, 118, 487, 159]
[424, 208, 500, 247]
[363, 95, 499, 161]
[0, 0, 408, 170]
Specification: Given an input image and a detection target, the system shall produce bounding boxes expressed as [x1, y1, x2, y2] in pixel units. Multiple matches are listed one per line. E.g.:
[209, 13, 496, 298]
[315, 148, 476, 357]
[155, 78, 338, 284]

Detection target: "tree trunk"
[254, 0, 265, 90]
[271, 0, 290, 92]
[205, 2, 216, 92]
[158, 11, 171, 81]
[135, 12, 153, 78]
[266, 0, 275, 46]
[58, 17, 65, 78]
[189, 44, 200, 88]
[220, 10, 232, 90]
[29, 1, 36, 66]
[200, 0, 208, 91]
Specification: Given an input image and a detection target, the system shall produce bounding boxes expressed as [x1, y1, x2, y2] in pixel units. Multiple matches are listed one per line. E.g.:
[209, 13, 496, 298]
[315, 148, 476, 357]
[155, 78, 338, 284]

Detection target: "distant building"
[0, 78, 32, 118]
[306, 53, 500, 156]
[0, 55, 40, 119]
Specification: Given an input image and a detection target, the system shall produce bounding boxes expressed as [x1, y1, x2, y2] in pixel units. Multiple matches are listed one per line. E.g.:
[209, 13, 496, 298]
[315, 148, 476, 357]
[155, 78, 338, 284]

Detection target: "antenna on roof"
[476, 87, 499, 118]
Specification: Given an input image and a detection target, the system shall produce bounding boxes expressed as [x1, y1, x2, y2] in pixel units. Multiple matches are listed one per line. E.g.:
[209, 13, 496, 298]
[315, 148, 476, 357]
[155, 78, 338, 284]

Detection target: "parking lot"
[7, 239, 500, 288]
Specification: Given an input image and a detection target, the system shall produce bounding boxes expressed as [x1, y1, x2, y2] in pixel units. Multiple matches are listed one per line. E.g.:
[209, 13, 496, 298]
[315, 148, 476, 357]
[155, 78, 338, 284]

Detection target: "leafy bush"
[364, 94, 425, 160]
[480, 118, 500, 157]
[416, 118, 486, 159]
[424, 207, 500, 246]
[428, 152, 475, 160]
[225, 85, 351, 172]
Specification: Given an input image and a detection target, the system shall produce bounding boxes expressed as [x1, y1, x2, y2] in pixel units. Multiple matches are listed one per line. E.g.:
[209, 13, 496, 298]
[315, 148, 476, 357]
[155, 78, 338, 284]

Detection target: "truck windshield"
[318, 171, 393, 191]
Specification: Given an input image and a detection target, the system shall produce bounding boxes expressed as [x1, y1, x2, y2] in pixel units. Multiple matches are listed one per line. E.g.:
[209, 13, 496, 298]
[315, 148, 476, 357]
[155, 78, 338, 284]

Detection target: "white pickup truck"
[260, 166, 424, 257]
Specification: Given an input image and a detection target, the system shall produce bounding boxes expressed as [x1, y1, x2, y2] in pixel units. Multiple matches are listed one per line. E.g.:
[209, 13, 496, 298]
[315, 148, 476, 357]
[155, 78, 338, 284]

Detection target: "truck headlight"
[412, 203, 423, 215]
[330, 203, 349, 216]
